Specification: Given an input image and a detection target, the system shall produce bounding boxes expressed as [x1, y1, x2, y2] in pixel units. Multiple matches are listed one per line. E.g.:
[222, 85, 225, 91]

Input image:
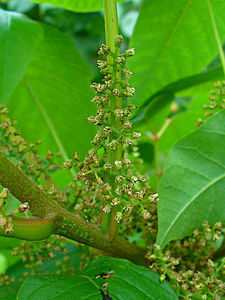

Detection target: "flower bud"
[114, 34, 123, 47]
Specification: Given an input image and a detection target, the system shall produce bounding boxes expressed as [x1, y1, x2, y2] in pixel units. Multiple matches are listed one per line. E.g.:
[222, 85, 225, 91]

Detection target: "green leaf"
[18, 257, 177, 300]
[0, 9, 43, 103]
[24, 0, 125, 12]
[128, 0, 225, 106]
[0, 244, 83, 299]
[157, 110, 225, 248]
[6, 23, 95, 160]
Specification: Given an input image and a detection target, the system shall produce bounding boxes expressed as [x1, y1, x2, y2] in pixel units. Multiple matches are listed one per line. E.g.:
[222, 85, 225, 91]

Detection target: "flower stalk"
[100, 0, 123, 238]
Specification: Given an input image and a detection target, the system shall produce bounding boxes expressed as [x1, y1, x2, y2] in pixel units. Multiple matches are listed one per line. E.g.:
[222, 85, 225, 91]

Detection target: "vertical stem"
[103, 0, 119, 54]
[101, 0, 122, 238]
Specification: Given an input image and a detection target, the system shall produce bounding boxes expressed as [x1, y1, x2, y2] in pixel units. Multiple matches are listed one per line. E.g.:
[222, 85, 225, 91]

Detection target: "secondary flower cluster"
[146, 222, 225, 299]
[197, 81, 225, 127]
[0, 105, 63, 183]
[64, 35, 153, 224]
[0, 188, 13, 234]
[0, 105, 68, 206]
[0, 186, 30, 235]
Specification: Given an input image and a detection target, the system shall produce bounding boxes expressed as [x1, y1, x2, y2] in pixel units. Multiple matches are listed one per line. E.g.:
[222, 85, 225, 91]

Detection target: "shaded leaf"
[18, 257, 177, 300]
[0, 9, 42, 103]
[157, 110, 225, 248]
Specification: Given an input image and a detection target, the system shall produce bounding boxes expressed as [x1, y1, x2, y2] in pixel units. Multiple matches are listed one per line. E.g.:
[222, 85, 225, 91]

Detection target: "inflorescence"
[64, 35, 154, 225]
[197, 81, 225, 127]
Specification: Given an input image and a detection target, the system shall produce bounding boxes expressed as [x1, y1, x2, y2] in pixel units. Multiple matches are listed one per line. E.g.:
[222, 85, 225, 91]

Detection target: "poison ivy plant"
[128, 0, 225, 106]
[157, 109, 225, 248]
[17, 257, 178, 300]
[0, 9, 42, 103]
[1, 11, 96, 160]
[19, 0, 125, 12]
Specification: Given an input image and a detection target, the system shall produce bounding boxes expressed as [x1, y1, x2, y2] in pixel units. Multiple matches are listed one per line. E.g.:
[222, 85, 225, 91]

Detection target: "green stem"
[0, 150, 147, 263]
[103, 0, 119, 54]
[206, 0, 225, 76]
[101, 0, 122, 239]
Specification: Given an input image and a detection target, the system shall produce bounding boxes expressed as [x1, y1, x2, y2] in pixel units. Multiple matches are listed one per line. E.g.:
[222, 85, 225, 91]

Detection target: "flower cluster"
[0, 105, 67, 206]
[197, 81, 225, 127]
[65, 35, 154, 226]
[0, 188, 13, 234]
[146, 222, 225, 299]
[0, 105, 63, 182]
[0, 236, 76, 287]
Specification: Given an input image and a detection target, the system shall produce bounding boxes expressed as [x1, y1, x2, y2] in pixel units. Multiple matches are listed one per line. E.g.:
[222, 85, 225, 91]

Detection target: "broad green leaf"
[6, 23, 95, 160]
[128, 0, 225, 106]
[0, 9, 42, 103]
[18, 257, 177, 300]
[157, 109, 225, 248]
[23, 0, 125, 12]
